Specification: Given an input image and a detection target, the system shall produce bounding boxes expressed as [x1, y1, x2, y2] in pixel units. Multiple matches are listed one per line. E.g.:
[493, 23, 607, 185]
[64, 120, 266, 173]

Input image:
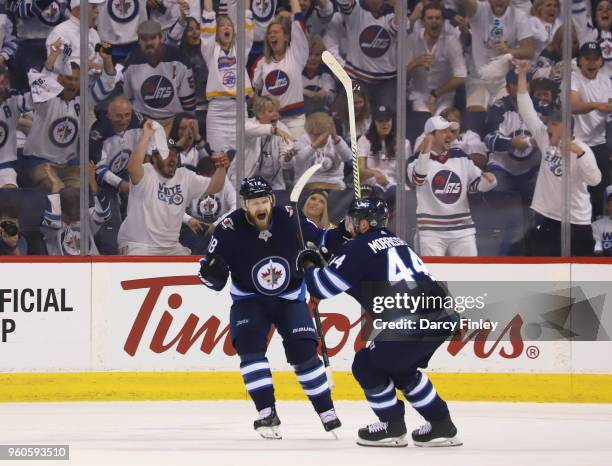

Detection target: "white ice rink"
[1, 401, 611, 466]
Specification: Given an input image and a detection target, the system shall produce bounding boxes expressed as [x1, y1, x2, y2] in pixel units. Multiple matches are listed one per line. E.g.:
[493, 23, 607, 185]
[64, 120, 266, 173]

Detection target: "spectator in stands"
[335, 0, 399, 110]
[239, 95, 294, 196]
[253, 0, 309, 139]
[294, 111, 353, 190]
[0, 198, 27, 255]
[407, 116, 497, 257]
[41, 162, 110, 255]
[168, 113, 213, 171]
[170, 15, 208, 124]
[358, 105, 412, 205]
[97, 0, 148, 65]
[406, 2, 467, 116]
[180, 156, 236, 254]
[299, 0, 334, 35]
[0, 65, 32, 189]
[302, 189, 334, 228]
[516, 59, 601, 256]
[462, 0, 534, 137]
[593, 185, 612, 255]
[194, 0, 253, 153]
[484, 69, 541, 204]
[572, 0, 612, 79]
[0, 12, 18, 66]
[9, 0, 69, 92]
[148, 0, 181, 33]
[323, 10, 348, 67]
[104, 20, 196, 132]
[46, 0, 103, 76]
[117, 120, 227, 255]
[302, 34, 336, 115]
[570, 42, 612, 218]
[331, 82, 371, 143]
[532, 26, 579, 83]
[529, 0, 561, 61]
[23, 46, 90, 190]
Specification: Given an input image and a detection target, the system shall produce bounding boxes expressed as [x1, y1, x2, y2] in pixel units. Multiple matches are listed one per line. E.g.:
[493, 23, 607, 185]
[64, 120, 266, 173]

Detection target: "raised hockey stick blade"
[290, 163, 322, 204]
[321, 51, 361, 199]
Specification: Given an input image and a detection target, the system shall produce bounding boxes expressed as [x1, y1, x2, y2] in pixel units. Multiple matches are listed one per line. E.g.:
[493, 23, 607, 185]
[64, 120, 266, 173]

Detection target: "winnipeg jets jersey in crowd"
[10, 0, 68, 40]
[407, 148, 484, 238]
[97, 0, 148, 45]
[484, 95, 541, 176]
[206, 205, 321, 301]
[572, 0, 612, 78]
[336, 0, 398, 83]
[41, 192, 111, 255]
[118, 164, 211, 248]
[252, 13, 308, 118]
[46, 17, 101, 75]
[0, 92, 33, 165]
[516, 92, 601, 225]
[187, 177, 236, 224]
[90, 111, 144, 189]
[304, 227, 453, 335]
[592, 216, 612, 255]
[121, 45, 196, 119]
[293, 134, 353, 188]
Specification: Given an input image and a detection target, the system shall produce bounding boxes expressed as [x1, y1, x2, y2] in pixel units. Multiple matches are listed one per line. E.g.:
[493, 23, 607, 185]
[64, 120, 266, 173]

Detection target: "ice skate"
[319, 408, 341, 438]
[356, 419, 408, 447]
[412, 416, 462, 447]
[254, 407, 282, 439]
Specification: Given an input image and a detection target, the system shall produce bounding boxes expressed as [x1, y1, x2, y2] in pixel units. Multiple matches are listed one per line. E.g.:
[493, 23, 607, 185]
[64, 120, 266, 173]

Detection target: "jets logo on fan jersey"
[40, 1, 63, 26]
[359, 26, 391, 58]
[251, 256, 290, 296]
[49, 117, 78, 148]
[197, 194, 221, 222]
[110, 149, 131, 173]
[108, 0, 139, 23]
[157, 183, 184, 205]
[265, 70, 290, 96]
[252, 0, 275, 22]
[431, 170, 462, 204]
[0, 121, 8, 149]
[222, 71, 236, 87]
[141, 76, 175, 108]
[544, 147, 563, 177]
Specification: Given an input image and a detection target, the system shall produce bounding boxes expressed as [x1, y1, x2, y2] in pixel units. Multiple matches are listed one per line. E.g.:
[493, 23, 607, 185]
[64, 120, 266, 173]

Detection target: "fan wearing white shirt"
[462, 0, 534, 136]
[406, 2, 466, 116]
[529, 0, 562, 61]
[516, 59, 602, 256]
[570, 41, 612, 219]
[117, 120, 227, 255]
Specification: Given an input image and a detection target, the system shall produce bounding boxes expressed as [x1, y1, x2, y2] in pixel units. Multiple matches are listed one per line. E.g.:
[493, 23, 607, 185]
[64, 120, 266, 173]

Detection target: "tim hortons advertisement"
[93, 262, 604, 373]
[0, 263, 91, 371]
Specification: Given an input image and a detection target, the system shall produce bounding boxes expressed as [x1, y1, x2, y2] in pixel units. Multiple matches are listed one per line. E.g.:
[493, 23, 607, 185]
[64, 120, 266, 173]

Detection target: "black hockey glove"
[198, 255, 229, 291]
[295, 247, 326, 279]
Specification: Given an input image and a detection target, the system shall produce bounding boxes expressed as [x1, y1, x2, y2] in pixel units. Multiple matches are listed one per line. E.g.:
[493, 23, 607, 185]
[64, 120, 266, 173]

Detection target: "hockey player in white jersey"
[593, 186, 612, 256]
[0, 65, 33, 188]
[408, 116, 497, 256]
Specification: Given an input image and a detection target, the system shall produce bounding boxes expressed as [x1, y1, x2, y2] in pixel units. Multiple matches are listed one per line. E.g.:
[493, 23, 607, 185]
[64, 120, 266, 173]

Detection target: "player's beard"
[246, 206, 272, 230]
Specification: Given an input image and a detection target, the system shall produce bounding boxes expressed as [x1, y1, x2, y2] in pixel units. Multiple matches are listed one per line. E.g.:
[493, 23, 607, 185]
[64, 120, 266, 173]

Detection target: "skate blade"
[356, 435, 409, 448]
[328, 427, 340, 440]
[256, 426, 282, 440]
[413, 435, 462, 448]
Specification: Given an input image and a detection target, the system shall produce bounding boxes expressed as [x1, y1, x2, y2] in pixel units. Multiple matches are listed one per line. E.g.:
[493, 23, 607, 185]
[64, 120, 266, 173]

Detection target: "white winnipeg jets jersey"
[0, 93, 33, 165]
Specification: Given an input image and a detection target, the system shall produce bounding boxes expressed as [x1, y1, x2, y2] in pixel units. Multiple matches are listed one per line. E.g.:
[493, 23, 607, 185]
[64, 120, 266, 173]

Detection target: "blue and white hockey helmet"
[239, 176, 275, 207]
[346, 197, 389, 230]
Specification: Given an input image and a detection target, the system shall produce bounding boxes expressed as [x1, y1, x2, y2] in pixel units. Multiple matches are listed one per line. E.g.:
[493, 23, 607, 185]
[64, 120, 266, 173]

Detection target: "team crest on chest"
[49, 117, 78, 148]
[0, 121, 8, 149]
[251, 256, 290, 295]
[108, 0, 139, 23]
[431, 169, 462, 204]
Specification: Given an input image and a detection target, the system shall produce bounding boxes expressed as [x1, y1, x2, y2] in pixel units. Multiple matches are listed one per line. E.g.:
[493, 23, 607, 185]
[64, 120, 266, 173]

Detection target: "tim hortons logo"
[121, 276, 525, 359]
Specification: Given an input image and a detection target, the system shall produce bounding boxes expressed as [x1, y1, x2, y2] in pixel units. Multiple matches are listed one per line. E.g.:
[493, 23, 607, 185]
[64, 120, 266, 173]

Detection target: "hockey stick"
[290, 163, 335, 390]
[321, 50, 361, 199]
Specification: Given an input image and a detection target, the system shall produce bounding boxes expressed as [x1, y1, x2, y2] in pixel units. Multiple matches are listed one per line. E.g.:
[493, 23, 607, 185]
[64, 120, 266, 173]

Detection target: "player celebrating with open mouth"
[198, 176, 341, 439]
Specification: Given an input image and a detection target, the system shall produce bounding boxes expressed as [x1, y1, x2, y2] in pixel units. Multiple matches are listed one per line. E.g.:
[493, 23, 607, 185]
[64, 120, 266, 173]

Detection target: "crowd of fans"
[0, 0, 611, 257]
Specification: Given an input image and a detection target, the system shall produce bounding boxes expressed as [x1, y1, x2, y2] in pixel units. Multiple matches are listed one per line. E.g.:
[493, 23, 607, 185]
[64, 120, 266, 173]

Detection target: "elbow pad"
[198, 255, 229, 291]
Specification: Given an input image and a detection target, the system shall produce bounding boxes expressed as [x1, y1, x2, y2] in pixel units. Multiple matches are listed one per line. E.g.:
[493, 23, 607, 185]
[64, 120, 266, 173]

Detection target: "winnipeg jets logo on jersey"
[265, 70, 290, 96]
[40, 1, 63, 26]
[110, 149, 131, 173]
[49, 117, 78, 148]
[222, 71, 236, 87]
[251, 256, 290, 295]
[359, 26, 391, 58]
[157, 183, 184, 205]
[109, 0, 139, 23]
[0, 121, 8, 149]
[141, 76, 175, 108]
[313, 150, 340, 173]
[197, 194, 220, 221]
[431, 170, 462, 204]
[603, 231, 612, 251]
[544, 147, 563, 177]
[599, 37, 612, 62]
[252, 0, 274, 22]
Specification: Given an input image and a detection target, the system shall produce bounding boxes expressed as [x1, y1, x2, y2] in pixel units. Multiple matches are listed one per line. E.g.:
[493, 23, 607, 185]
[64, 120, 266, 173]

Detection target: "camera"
[0, 220, 19, 236]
